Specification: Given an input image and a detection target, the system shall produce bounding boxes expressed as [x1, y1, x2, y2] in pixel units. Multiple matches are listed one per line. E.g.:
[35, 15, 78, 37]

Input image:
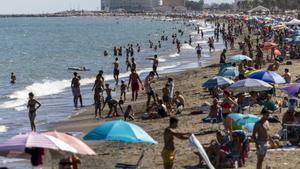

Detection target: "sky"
[0, 0, 234, 14]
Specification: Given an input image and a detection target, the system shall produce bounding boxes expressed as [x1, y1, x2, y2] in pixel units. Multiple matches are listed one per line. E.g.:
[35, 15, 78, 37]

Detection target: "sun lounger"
[115, 150, 145, 169]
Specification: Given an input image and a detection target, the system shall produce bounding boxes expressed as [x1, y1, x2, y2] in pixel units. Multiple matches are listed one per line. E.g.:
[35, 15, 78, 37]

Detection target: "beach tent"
[248, 6, 270, 15]
[286, 19, 300, 26]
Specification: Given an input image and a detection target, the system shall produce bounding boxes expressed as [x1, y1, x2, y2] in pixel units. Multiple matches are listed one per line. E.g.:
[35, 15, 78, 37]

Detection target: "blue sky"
[0, 0, 235, 14]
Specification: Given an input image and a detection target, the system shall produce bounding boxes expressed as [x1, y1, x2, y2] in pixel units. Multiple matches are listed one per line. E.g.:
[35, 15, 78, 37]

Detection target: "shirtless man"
[131, 57, 136, 71]
[113, 57, 120, 85]
[93, 70, 105, 92]
[71, 72, 81, 108]
[146, 55, 159, 78]
[128, 69, 143, 101]
[144, 71, 156, 109]
[162, 117, 190, 169]
[283, 68, 291, 83]
[252, 109, 270, 169]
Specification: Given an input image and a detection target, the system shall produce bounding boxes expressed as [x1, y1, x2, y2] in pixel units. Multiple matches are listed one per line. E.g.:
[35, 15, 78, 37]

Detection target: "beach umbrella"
[228, 54, 252, 63]
[0, 132, 77, 156]
[227, 113, 244, 121]
[293, 30, 300, 36]
[83, 120, 157, 144]
[202, 76, 234, 88]
[284, 38, 292, 43]
[45, 131, 96, 155]
[228, 78, 272, 93]
[218, 67, 239, 77]
[235, 114, 260, 126]
[281, 83, 300, 97]
[245, 69, 261, 77]
[244, 123, 255, 133]
[248, 71, 286, 84]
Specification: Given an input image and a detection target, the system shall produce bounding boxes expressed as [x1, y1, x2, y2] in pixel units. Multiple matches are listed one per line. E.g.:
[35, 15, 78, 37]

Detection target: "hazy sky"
[0, 0, 234, 14]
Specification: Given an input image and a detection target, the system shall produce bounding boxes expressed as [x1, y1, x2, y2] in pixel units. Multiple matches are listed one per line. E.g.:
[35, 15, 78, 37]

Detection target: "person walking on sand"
[144, 71, 156, 109]
[162, 117, 191, 169]
[220, 49, 227, 64]
[113, 57, 120, 85]
[27, 92, 41, 132]
[252, 108, 270, 169]
[128, 69, 143, 101]
[146, 55, 159, 79]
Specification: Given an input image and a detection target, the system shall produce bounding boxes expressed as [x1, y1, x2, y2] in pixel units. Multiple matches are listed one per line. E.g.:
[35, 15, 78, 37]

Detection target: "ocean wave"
[169, 53, 180, 58]
[181, 44, 194, 50]
[0, 65, 176, 110]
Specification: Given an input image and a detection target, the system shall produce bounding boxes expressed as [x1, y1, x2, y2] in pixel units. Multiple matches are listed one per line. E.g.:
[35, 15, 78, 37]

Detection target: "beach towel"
[189, 134, 215, 169]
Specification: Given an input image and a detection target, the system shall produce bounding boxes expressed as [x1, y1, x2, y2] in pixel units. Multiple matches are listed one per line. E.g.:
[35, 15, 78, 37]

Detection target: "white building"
[109, 0, 161, 11]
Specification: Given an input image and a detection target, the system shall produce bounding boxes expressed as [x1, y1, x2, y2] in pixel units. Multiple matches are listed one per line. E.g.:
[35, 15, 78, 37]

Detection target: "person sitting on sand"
[27, 92, 41, 132]
[157, 99, 168, 117]
[263, 94, 277, 112]
[162, 117, 191, 169]
[221, 90, 237, 119]
[282, 68, 291, 84]
[203, 98, 222, 123]
[173, 91, 185, 114]
[123, 105, 134, 121]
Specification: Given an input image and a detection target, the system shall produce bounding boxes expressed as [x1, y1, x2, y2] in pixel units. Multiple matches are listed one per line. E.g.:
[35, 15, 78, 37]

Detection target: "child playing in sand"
[120, 80, 127, 102]
[124, 105, 134, 121]
[102, 83, 115, 110]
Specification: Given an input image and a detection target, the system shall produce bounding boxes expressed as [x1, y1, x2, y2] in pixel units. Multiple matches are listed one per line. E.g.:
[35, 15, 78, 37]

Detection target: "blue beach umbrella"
[248, 71, 286, 84]
[292, 36, 300, 43]
[202, 76, 234, 88]
[227, 113, 244, 121]
[244, 123, 255, 133]
[228, 54, 252, 63]
[235, 114, 260, 126]
[219, 67, 239, 77]
[83, 120, 157, 144]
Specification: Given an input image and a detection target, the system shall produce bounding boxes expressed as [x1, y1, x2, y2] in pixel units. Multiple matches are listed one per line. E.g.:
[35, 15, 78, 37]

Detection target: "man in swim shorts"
[71, 72, 80, 108]
[128, 69, 143, 101]
[252, 108, 270, 169]
[162, 117, 190, 169]
[113, 57, 120, 85]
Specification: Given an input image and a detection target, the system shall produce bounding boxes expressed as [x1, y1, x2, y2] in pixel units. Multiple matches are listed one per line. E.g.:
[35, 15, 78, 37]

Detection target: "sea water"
[0, 16, 224, 168]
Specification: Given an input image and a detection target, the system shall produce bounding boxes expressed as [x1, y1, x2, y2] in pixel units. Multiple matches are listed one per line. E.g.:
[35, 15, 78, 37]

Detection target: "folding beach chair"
[115, 150, 145, 169]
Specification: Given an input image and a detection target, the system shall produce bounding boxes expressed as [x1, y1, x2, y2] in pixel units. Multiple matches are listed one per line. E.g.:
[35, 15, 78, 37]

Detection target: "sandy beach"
[44, 43, 300, 169]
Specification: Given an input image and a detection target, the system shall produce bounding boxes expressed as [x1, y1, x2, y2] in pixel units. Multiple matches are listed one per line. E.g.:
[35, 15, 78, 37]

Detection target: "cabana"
[248, 5, 270, 15]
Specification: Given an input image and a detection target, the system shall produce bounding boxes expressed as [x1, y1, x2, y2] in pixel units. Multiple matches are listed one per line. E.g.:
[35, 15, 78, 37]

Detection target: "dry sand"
[43, 44, 300, 169]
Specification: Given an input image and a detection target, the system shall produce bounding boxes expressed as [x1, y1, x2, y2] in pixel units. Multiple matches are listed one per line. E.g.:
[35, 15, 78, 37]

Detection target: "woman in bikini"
[27, 92, 41, 132]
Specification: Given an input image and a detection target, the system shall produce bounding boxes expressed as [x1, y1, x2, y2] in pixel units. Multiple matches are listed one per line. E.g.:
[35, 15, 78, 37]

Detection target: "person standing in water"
[146, 55, 159, 79]
[195, 44, 202, 60]
[71, 72, 82, 108]
[27, 92, 41, 132]
[10, 72, 16, 84]
[113, 57, 120, 85]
